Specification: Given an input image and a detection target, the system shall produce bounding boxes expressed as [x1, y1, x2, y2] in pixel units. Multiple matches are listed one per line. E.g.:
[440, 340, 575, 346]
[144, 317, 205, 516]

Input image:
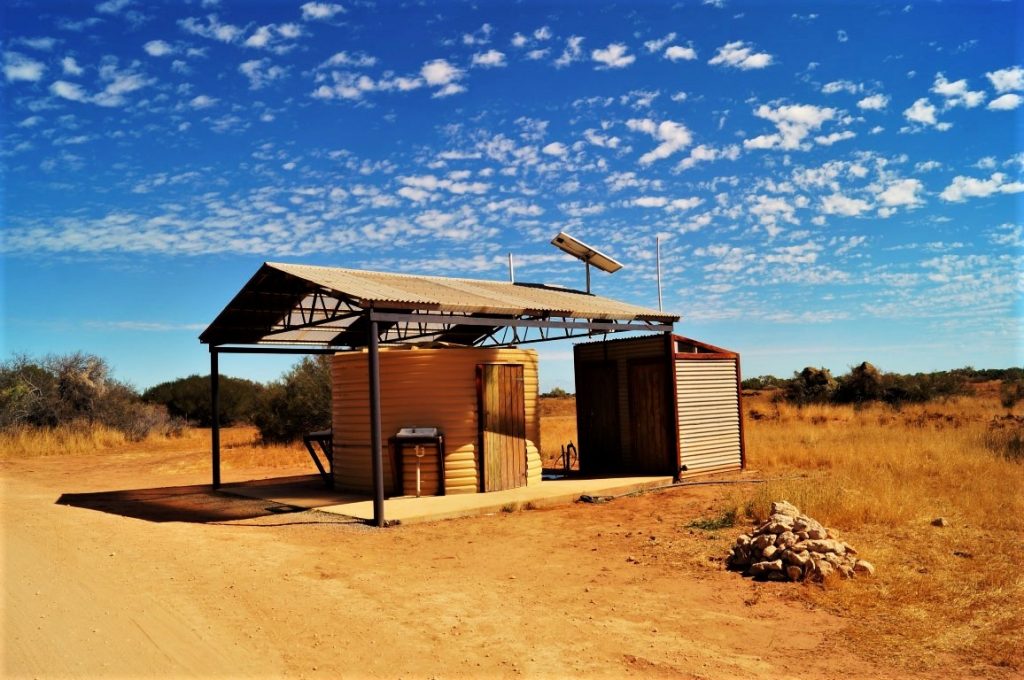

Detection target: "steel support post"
[211, 348, 221, 489]
[368, 317, 385, 527]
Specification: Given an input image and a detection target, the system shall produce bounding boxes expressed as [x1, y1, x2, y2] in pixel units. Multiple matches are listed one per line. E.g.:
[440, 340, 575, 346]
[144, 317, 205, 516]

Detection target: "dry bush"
[731, 389, 1024, 671]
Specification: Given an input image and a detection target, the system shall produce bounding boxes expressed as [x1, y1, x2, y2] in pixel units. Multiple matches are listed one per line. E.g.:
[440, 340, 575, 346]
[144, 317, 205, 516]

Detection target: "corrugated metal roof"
[200, 261, 678, 346]
[266, 262, 677, 322]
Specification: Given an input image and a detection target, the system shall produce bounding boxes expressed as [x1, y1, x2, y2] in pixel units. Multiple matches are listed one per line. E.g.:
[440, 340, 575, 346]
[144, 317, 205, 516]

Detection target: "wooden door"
[575, 361, 620, 474]
[628, 359, 671, 474]
[478, 364, 527, 492]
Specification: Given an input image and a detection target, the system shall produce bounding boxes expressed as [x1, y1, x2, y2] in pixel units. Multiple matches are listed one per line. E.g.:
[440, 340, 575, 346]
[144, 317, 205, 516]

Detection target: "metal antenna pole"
[585, 260, 591, 293]
[656, 235, 663, 311]
[508, 252, 515, 283]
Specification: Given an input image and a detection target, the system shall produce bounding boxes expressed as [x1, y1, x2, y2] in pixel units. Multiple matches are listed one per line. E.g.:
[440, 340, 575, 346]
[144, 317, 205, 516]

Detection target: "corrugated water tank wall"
[574, 336, 666, 462]
[331, 347, 542, 495]
[675, 357, 743, 476]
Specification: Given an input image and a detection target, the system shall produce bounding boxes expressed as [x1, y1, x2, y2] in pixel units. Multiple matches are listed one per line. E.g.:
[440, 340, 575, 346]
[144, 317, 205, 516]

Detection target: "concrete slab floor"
[222, 475, 674, 525]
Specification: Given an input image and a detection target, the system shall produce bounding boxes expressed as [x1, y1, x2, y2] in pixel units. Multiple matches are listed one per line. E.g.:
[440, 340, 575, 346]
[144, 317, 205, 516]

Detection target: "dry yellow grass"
[726, 389, 1024, 672]
[0, 424, 309, 471]
[539, 397, 577, 468]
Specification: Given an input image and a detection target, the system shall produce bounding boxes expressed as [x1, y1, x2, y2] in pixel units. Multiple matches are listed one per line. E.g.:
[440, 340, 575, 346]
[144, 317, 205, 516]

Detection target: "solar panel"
[550, 231, 624, 273]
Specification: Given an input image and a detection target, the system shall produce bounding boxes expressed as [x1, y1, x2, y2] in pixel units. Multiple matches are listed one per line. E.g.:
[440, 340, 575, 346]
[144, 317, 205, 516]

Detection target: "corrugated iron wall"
[675, 358, 743, 476]
[331, 347, 541, 495]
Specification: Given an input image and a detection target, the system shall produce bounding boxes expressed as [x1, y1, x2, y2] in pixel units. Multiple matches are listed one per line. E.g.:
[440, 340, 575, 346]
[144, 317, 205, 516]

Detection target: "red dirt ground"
[2, 449, 961, 679]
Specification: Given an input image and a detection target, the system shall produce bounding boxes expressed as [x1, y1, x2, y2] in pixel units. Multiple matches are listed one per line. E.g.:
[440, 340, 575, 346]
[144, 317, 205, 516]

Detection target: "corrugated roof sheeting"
[267, 262, 675, 321]
[201, 261, 678, 347]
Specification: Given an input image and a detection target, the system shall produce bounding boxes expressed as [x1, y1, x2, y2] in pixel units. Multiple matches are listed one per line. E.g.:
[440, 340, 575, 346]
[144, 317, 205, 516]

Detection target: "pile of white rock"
[727, 501, 875, 582]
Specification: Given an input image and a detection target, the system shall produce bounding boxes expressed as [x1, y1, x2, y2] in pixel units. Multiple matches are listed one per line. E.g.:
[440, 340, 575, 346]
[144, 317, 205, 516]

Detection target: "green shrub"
[784, 366, 837, 404]
[253, 355, 332, 443]
[143, 374, 264, 426]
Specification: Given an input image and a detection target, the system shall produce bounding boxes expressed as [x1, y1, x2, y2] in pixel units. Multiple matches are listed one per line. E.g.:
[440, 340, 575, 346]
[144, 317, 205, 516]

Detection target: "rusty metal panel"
[332, 347, 540, 495]
[675, 358, 742, 475]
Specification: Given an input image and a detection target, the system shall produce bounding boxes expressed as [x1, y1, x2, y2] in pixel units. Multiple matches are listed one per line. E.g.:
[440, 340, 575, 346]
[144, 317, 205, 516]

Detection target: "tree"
[143, 374, 264, 426]
[253, 356, 332, 443]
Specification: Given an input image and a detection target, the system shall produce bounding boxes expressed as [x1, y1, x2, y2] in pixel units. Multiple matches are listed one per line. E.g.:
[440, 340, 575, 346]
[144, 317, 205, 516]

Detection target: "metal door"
[628, 359, 672, 474]
[477, 364, 527, 492]
[575, 361, 621, 474]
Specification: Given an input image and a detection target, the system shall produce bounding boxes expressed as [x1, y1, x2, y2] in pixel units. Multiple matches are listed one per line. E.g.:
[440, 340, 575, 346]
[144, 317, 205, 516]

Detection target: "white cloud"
[178, 15, 244, 43]
[822, 192, 871, 216]
[462, 24, 493, 46]
[91, 61, 154, 107]
[857, 93, 889, 110]
[432, 83, 465, 98]
[626, 118, 692, 164]
[822, 80, 861, 94]
[667, 197, 703, 211]
[50, 79, 88, 102]
[837, 29, 849, 43]
[301, 2, 344, 20]
[421, 59, 463, 86]
[398, 186, 431, 203]
[644, 32, 676, 53]
[144, 40, 173, 57]
[633, 196, 667, 208]
[749, 195, 800, 232]
[814, 130, 855, 146]
[3, 52, 46, 82]
[61, 57, 83, 75]
[471, 50, 506, 68]
[664, 45, 697, 61]
[915, 160, 942, 172]
[554, 36, 584, 68]
[903, 97, 948, 128]
[592, 43, 635, 69]
[190, 94, 217, 108]
[511, 33, 528, 48]
[534, 26, 552, 41]
[939, 172, 1024, 202]
[708, 41, 773, 70]
[583, 128, 620, 149]
[931, 73, 986, 108]
[96, 0, 132, 14]
[877, 178, 923, 207]
[986, 66, 1024, 93]
[541, 142, 568, 157]
[987, 93, 1022, 111]
[245, 26, 273, 48]
[239, 59, 286, 89]
[319, 51, 377, 68]
[19, 37, 58, 51]
[676, 144, 740, 171]
[743, 104, 835, 151]
[398, 175, 489, 198]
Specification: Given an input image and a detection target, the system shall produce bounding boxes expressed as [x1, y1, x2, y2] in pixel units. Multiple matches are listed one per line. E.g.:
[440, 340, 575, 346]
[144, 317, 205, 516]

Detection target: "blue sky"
[2, 0, 1022, 392]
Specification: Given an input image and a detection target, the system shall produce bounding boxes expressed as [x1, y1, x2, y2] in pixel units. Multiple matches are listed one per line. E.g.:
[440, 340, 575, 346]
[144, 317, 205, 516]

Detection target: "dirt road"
[2, 450, 939, 679]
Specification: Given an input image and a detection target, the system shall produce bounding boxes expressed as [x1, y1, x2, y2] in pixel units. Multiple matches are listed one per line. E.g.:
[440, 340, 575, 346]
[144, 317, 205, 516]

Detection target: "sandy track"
[2, 452, 940, 679]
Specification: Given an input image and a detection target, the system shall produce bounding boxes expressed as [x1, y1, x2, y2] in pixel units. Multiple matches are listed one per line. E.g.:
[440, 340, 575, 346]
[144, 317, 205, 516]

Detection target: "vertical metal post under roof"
[211, 349, 221, 489]
[367, 315, 385, 527]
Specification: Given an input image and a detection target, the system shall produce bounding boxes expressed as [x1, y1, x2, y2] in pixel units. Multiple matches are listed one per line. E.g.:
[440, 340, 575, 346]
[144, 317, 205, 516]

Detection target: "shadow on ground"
[56, 476, 318, 523]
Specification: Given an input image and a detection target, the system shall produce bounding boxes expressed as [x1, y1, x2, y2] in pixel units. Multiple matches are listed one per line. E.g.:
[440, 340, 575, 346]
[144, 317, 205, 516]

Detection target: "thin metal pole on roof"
[367, 314, 385, 527]
[585, 260, 591, 294]
[210, 348, 221, 489]
[656, 235, 663, 312]
[508, 253, 515, 283]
